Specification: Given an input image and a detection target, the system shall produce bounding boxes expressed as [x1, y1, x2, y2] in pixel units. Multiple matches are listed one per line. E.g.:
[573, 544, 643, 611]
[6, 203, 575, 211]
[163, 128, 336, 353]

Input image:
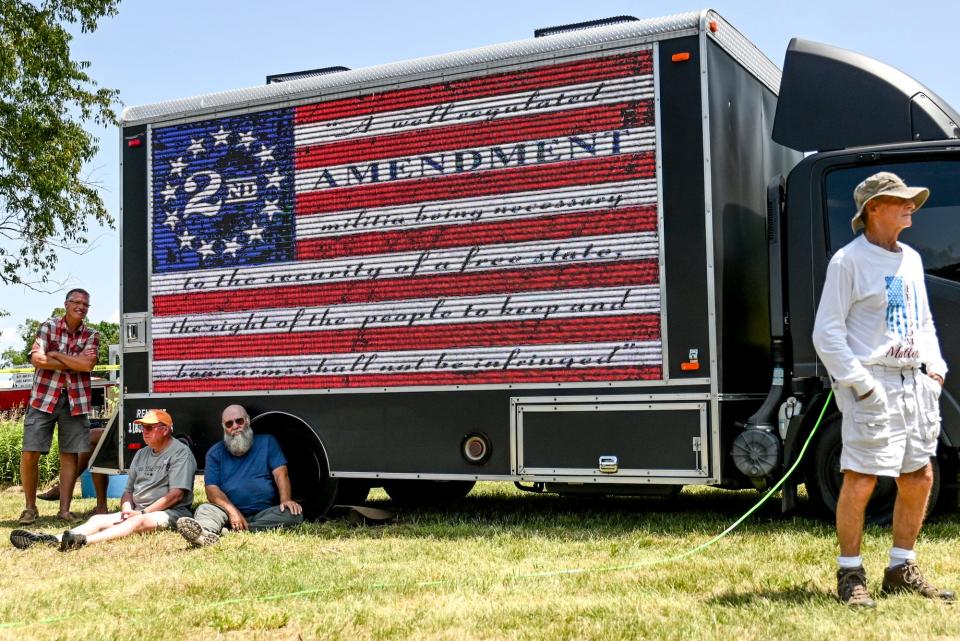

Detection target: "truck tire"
[806, 413, 940, 524]
[252, 413, 337, 520]
[382, 479, 476, 506]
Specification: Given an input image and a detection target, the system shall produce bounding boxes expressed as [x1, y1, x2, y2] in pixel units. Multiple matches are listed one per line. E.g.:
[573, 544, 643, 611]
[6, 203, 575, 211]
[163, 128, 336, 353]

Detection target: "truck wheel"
[252, 413, 337, 520]
[806, 413, 940, 524]
[382, 479, 476, 506]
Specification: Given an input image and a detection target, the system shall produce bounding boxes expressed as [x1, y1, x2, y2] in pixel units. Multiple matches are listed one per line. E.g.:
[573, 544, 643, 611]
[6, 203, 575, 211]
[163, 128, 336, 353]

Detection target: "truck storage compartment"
[513, 396, 708, 480]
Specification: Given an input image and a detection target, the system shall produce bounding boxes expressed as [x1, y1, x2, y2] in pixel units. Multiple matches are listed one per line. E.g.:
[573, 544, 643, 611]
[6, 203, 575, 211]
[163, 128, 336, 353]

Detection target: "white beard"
[224, 425, 254, 457]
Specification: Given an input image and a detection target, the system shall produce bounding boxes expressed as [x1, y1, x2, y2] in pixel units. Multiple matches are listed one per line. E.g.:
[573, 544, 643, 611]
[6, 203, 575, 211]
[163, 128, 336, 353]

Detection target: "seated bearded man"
[177, 404, 303, 547]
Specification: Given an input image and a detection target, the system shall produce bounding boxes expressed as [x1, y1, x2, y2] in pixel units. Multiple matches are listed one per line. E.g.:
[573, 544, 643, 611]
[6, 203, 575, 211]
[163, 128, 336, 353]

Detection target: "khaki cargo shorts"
[835, 365, 941, 477]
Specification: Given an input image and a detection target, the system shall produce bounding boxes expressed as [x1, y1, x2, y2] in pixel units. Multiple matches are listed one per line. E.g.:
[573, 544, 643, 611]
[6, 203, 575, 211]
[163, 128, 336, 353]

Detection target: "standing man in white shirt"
[813, 172, 954, 608]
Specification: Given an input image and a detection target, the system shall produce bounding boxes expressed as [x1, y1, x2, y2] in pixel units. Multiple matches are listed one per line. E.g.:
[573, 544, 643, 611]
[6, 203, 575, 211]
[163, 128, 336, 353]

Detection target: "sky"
[0, 0, 956, 356]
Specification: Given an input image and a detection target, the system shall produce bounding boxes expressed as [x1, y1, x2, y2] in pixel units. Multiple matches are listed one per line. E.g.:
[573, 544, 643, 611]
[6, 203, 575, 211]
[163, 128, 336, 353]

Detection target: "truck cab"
[772, 39, 960, 519]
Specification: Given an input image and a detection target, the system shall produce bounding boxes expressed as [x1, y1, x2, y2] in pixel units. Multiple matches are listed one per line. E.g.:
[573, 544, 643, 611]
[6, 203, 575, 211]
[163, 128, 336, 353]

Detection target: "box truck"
[96, 10, 960, 521]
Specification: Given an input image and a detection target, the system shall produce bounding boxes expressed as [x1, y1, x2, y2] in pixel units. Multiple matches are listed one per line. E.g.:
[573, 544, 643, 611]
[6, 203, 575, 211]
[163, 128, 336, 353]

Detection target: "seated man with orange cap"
[10, 409, 197, 551]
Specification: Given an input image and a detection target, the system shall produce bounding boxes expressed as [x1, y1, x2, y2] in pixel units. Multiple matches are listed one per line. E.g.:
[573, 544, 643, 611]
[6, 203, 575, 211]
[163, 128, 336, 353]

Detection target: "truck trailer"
[98, 10, 960, 521]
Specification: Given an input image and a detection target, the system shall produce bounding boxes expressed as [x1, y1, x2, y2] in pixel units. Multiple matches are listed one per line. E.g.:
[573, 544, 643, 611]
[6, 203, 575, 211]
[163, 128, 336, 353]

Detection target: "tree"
[0, 0, 120, 308]
[0, 315, 43, 366]
[0, 308, 118, 369]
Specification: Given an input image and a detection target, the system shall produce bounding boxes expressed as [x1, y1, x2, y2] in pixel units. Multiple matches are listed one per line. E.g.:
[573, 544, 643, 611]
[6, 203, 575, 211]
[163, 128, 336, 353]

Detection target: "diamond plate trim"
[703, 10, 782, 94]
[122, 11, 704, 125]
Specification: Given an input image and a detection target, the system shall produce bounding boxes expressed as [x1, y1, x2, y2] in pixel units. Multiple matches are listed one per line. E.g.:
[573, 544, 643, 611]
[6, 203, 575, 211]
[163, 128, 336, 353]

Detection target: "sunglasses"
[142, 423, 168, 432]
[223, 416, 247, 428]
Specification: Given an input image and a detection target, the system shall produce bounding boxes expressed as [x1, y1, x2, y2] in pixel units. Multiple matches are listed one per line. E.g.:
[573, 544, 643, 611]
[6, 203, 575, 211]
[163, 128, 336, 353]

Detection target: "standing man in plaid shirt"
[18, 288, 100, 525]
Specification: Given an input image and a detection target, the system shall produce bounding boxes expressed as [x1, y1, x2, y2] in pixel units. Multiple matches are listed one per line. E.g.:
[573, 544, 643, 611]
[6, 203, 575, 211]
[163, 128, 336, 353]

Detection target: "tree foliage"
[0, 0, 119, 294]
[1, 308, 118, 369]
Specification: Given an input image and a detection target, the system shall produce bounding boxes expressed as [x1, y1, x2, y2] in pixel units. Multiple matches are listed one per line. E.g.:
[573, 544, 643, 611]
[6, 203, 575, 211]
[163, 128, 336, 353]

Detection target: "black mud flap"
[89, 411, 123, 472]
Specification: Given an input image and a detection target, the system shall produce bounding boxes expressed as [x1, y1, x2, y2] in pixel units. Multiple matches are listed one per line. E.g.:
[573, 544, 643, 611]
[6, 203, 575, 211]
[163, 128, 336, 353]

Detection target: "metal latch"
[122, 313, 147, 351]
[692, 437, 702, 471]
[598, 455, 619, 474]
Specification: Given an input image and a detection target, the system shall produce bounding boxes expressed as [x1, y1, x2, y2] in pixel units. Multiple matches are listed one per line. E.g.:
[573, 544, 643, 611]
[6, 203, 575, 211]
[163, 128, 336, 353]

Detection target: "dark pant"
[192, 502, 302, 533]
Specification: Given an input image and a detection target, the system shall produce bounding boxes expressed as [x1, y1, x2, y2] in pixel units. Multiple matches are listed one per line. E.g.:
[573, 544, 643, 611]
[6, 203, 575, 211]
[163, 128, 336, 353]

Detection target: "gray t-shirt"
[125, 439, 197, 510]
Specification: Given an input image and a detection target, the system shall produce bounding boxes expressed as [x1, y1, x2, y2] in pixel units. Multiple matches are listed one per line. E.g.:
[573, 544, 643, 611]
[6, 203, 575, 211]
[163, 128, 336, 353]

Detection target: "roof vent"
[534, 16, 638, 38]
[266, 66, 351, 85]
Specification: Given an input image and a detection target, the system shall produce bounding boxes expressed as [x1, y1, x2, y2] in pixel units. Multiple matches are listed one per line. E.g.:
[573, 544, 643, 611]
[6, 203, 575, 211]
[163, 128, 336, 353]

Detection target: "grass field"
[1, 476, 958, 641]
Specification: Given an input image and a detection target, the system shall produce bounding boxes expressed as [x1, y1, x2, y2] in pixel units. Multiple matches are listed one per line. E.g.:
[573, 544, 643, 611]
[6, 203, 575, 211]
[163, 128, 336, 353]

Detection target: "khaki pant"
[192, 502, 302, 534]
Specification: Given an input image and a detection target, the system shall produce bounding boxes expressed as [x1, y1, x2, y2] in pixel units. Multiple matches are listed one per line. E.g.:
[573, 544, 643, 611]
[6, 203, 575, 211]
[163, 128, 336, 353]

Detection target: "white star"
[264, 169, 284, 190]
[223, 237, 242, 257]
[160, 182, 177, 203]
[254, 144, 275, 165]
[177, 229, 195, 249]
[163, 213, 180, 231]
[212, 126, 231, 146]
[244, 222, 264, 243]
[261, 196, 282, 221]
[237, 131, 256, 149]
[187, 137, 206, 156]
[196, 239, 216, 258]
[169, 157, 187, 176]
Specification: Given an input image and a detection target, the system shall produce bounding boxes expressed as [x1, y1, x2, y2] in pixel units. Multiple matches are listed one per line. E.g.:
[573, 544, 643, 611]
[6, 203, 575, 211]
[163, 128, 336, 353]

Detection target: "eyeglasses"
[223, 416, 246, 428]
[142, 423, 168, 432]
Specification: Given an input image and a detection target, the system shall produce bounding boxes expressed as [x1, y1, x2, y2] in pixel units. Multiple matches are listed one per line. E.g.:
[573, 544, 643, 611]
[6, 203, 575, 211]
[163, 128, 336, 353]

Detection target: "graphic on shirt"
[884, 275, 918, 339]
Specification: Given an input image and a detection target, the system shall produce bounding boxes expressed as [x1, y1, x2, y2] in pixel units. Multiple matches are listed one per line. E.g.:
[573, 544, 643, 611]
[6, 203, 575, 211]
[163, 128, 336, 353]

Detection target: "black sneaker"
[882, 561, 955, 601]
[59, 530, 87, 552]
[10, 529, 58, 550]
[837, 566, 876, 608]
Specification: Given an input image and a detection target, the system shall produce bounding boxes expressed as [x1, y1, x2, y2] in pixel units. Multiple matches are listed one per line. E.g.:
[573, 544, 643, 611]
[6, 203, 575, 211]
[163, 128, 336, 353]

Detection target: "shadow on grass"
[707, 584, 834, 606]
[341, 488, 960, 542]
[0, 515, 89, 530]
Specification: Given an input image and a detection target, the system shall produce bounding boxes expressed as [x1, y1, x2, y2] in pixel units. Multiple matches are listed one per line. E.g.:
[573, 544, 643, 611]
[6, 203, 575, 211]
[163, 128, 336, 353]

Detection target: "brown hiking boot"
[837, 566, 876, 608]
[882, 561, 956, 601]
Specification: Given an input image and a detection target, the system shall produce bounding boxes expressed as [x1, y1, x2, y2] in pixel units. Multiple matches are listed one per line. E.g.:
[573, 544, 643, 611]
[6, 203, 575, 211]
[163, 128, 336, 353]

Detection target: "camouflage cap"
[851, 172, 929, 233]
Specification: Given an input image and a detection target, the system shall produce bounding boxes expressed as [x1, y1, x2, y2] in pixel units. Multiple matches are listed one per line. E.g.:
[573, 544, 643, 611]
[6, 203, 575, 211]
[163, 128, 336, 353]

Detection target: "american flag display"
[149, 48, 662, 392]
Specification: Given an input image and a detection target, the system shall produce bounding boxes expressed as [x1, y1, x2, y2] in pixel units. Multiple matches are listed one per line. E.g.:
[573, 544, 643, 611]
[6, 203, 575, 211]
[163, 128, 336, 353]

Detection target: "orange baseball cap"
[134, 409, 173, 426]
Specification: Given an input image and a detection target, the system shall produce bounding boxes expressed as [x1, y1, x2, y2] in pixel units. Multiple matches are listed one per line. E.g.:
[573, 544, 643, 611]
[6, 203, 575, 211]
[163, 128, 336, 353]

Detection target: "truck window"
[825, 161, 960, 284]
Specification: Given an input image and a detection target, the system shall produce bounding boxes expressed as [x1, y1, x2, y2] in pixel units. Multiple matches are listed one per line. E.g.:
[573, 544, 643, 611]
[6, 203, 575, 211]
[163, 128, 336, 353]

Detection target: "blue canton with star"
[151, 109, 295, 273]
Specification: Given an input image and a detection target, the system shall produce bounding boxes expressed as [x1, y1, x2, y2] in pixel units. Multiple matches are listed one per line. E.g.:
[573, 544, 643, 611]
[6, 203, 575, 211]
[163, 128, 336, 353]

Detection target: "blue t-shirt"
[204, 434, 287, 515]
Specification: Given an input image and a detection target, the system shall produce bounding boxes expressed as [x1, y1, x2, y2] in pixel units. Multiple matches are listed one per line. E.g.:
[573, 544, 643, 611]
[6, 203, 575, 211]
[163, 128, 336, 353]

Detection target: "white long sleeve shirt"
[812, 235, 947, 396]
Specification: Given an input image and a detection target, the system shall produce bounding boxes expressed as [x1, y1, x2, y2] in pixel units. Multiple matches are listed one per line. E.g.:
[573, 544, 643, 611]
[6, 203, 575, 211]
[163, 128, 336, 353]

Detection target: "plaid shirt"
[29, 317, 100, 416]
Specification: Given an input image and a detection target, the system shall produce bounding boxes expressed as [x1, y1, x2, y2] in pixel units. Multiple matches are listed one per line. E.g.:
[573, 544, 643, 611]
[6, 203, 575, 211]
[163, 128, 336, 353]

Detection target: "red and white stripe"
[151, 47, 662, 391]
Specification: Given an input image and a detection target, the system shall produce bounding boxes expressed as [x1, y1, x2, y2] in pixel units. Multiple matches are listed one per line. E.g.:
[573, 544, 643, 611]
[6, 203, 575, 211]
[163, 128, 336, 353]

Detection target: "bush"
[0, 411, 61, 486]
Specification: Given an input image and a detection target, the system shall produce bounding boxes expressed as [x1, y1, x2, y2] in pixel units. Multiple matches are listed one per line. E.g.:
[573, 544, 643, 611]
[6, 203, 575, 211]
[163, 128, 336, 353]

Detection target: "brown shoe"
[882, 561, 956, 601]
[57, 511, 81, 524]
[837, 566, 876, 608]
[37, 485, 61, 501]
[17, 507, 39, 525]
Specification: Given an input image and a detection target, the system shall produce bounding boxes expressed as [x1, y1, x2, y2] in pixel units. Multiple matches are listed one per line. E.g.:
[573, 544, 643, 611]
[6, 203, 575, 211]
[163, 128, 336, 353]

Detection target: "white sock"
[889, 547, 916, 568]
[838, 555, 863, 569]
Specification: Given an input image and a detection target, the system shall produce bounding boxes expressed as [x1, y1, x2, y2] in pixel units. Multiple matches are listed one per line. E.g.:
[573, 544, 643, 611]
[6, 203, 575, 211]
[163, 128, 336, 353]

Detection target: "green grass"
[0, 479, 957, 640]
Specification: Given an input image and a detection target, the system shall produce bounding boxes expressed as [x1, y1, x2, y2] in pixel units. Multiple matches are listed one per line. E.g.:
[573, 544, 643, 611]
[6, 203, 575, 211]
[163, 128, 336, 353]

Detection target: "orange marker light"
[671, 52, 691, 63]
[709, 20, 718, 33]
